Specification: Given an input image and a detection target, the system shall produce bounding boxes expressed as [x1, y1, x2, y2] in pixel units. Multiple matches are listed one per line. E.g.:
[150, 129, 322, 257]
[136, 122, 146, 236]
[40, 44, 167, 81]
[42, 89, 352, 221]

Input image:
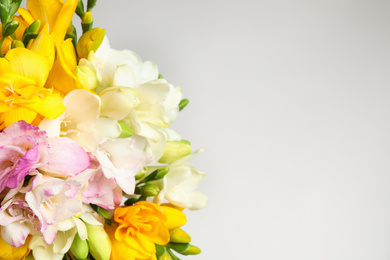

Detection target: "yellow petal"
[1, 106, 37, 126]
[162, 206, 187, 231]
[4, 47, 50, 87]
[45, 39, 87, 95]
[26, 0, 63, 32]
[18, 91, 65, 119]
[27, 0, 77, 44]
[28, 33, 55, 67]
[51, 0, 78, 44]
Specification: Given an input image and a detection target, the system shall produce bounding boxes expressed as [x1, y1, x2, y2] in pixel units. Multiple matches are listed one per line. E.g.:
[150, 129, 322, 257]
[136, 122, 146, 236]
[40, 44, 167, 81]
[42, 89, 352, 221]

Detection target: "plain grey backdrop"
[92, 0, 390, 259]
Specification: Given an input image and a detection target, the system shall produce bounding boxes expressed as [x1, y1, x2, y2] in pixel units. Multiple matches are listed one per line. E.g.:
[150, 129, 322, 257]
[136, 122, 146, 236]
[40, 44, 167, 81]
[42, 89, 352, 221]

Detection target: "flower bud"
[70, 233, 89, 259]
[22, 20, 40, 46]
[178, 99, 189, 111]
[11, 40, 24, 49]
[85, 223, 111, 260]
[82, 11, 93, 33]
[167, 243, 201, 256]
[76, 65, 98, 90]
[3, 19, 19, 37]
[169, 228, 191, 243]
[159, 141, 191, 164]
[142, 183, 160, 197]
[77, 27, 105, 59]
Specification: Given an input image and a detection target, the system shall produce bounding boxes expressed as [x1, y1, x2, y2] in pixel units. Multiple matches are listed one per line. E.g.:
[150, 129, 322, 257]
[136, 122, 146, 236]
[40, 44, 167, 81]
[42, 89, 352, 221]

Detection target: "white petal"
[95, 117, 121, 138]
[1, 222, 30, 247]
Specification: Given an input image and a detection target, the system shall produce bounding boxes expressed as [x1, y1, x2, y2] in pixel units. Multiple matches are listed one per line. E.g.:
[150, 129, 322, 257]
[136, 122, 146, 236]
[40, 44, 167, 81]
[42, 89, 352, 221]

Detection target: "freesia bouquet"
[0, 0, 208, 259]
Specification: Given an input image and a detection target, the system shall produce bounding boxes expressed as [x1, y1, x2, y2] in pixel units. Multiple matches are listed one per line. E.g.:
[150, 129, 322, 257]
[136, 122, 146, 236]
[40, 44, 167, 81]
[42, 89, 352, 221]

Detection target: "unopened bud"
[142, 183, 160, 197]
[3, 19, 19, 37]
[76, 65, 98, 90]
[167, 243, 201, 256]
[169, 228, 191, 243]
[11, 40, 24, 49]
[82, 11, 93, 33]
[22, 20, 40, 46]
[159, 141, 191, 164]
[85, 223, 111, 260]
[135, 167, 147, 180]
[77, 27, 105, 59]
[70, 233, 89, 259]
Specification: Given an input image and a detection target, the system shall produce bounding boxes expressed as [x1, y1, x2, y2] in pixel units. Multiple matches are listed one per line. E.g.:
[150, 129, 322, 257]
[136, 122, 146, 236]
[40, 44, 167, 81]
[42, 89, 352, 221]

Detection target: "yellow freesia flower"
[106, 201, 171, 260]
[2, 0, 88, 95]
[0, 46, 65, 129]
[0, 235, 30, 260]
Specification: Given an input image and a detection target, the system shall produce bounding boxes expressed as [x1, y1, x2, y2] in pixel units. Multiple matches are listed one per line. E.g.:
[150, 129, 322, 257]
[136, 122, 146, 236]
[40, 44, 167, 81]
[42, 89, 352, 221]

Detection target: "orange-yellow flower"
[105, 201, 173, 260]
[3, 0, 88, 95]
[0, 44, 65, 129]
[0, 235, 30, 260]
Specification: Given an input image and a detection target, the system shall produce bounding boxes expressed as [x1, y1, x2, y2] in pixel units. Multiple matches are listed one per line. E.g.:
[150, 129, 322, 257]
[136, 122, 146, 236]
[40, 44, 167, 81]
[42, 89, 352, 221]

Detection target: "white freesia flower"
[99, 79, 183, 160]
[154, 149, 208, 210]
[40, 89, 153, 195]
[81, 36, 159, 94]
[29, 205, 102, 260]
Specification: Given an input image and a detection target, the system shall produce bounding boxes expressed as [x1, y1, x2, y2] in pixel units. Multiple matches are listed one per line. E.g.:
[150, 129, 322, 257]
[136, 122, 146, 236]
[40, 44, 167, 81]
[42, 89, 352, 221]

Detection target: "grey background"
[91, 0, 390, 259]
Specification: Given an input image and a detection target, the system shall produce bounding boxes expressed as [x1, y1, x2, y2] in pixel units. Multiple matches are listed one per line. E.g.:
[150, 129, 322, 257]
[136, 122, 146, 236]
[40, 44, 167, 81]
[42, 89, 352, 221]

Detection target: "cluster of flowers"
[0, 0, 208, 259]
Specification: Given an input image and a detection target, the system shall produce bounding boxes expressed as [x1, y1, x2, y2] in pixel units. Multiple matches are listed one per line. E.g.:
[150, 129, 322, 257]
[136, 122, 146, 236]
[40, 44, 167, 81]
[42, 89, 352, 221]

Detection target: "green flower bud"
[85, 223, 111, 260]
[167, 243, 201, 256]
[70, 233, 89, 259]
[81, 11, 93, 33]
[159, 141, 191, 164]
[87, 0, 97, 12]
[22, 20, 41, 46]
[77, 27, 105, 59]
[11, 39, 24, 49]
[76, 65, 98, 90]
[3, 19, 18, 37]
[76, 0, 85, 18]
[141, 183, 160, 197]
[169, 228, 191, 243]
[156, 245, 173, 260]
[178, 99, 189, 111]
[135, 167, 147, 180]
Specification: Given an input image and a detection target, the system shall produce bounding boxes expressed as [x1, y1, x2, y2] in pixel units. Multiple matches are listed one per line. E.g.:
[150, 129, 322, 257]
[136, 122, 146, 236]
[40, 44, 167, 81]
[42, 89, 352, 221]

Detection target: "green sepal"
[3, 19, 18, 37]
[65, 24, 77, 50]
[166, 248, 181, 260]
[178, 99, 189, 111]
[118, 121, 133, 138]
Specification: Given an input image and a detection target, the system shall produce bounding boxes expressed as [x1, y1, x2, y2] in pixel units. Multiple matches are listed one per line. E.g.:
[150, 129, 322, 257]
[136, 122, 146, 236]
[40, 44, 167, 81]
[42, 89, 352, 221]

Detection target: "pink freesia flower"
[0, 121, 91, 192]
[81, 156, 122, 210]
[0, 121, 92, 246]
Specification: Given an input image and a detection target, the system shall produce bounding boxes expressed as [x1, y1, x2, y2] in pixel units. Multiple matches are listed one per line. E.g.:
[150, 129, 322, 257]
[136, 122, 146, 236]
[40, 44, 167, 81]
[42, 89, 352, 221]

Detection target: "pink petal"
[39, 138, 91, 177]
